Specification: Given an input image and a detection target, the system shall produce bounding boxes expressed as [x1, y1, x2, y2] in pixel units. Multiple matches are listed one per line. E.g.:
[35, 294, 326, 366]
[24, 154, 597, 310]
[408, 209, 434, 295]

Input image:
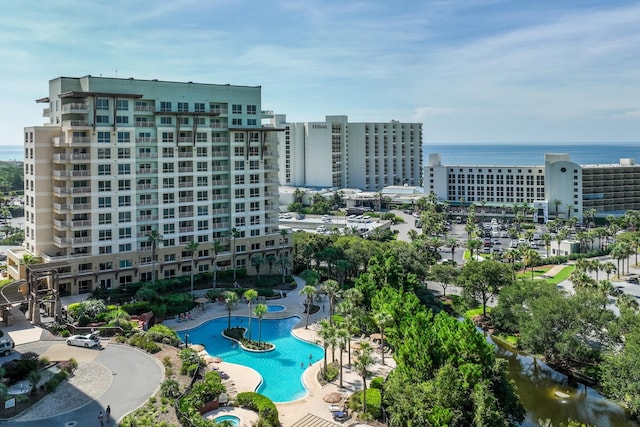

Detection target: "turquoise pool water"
[178, 316, 323, 402]
[213, 414, 240, 425]
[266, 304, 285, 313]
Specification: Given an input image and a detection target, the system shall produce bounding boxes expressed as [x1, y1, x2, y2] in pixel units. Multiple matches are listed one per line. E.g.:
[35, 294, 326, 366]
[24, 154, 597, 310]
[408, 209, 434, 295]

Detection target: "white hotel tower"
[10, 76, 286, 296]
[272, 115, 423, 191]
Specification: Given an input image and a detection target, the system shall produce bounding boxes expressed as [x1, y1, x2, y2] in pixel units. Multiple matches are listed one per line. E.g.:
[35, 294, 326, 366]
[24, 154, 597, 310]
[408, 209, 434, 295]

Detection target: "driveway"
[3, 342, 163, 426]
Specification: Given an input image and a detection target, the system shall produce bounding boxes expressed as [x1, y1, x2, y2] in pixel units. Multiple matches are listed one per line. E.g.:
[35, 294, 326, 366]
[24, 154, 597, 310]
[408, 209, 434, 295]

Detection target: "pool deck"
[163, 278, 395, 427]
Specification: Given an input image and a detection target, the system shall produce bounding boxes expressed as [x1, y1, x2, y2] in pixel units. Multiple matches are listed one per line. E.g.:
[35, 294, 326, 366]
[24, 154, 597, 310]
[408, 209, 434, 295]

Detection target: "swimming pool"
[178, 316, 323, 402]
[266, 304, 285, 313]
[213, 414, 240, 425]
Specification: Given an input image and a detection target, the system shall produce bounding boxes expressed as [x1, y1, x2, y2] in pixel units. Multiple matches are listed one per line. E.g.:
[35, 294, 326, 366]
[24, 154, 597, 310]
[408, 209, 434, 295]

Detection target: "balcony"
[42, 108, 50, 117]
[53, 236, 71, 246]
[53, 153, 91, 162]
[135, 121, 156, 128]
[137, 215, 159, 221]
[179, 226, 194, 233]
[137, 152, 157, 159]
[179, 197, 194, 203]
[68, 203, 91, 211]
[61, 102, 88, 113]
[136, 137, 158, 144]
[138, 199, 157, 206]
[136, 183, 158, 190]
[53, 219, 69, 229]
[178, 182, 193, 188]
[52, 203, 69, 211]
[71, 220, 92, 228]
[72, 236, 92, 244]
[211, 180, 229, 186]
[62, 120, 91, 129]
[137, 168, 158, 175]
[134, 105, 154, 112]
[178, 167, 193, 173]
[178, 211, 194, 218]
[178, 151, 194, 158]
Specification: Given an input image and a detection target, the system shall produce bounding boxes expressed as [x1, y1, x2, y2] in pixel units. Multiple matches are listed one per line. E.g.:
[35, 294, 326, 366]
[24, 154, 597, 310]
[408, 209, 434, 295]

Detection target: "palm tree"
[254, 303, 267, 344]
[230, 228, 241, 281]
[566, 204, 574, 219]
[320, 279, 341, 325]
[372, 310, 393, 365]
[251, 253, 264, 280]
[602, 261, 617, 280]
[185, 241, 199, 295]
[26, 370, 41, 396]
[146, 230, 163, 286]
[243, 289, 258, 341]
[211, 240, 224, 289]
[541, 233, 552, 258]
[354, 341, 374, 414]
[552, 199, 562, 218]
[447, 236, 459, 263]
[279, 229, 290, 284]
[223, 291, 238, 330]
[300, 285, 316, 329]
[336, 327, 349, 388]
[466, 238, 481, 260]
[317, 318, 335, 377]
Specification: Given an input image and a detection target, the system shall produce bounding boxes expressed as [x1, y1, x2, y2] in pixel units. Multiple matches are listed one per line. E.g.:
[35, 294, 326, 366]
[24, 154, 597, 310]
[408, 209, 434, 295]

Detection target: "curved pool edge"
[174, 314, 323, 404]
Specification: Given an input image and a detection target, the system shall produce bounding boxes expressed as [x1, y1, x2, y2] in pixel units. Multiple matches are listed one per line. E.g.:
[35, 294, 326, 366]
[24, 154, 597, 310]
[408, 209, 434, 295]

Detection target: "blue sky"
[1, 0, 640, 144]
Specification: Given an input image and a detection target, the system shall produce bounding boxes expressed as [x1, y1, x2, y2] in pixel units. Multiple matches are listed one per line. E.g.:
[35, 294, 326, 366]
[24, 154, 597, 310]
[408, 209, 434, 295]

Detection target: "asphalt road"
[3, 342, 163, 427]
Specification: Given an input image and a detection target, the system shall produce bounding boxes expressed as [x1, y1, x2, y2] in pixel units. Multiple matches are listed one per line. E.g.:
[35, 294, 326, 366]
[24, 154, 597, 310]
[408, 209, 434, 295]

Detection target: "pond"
[489, 335, 640, 426]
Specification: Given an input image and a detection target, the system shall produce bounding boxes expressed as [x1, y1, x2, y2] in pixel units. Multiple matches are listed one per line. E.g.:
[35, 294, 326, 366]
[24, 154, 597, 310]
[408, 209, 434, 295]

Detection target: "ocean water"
[3, 142, 639, 166]
[0, 145, 23, 161]
[424, 142, 640, 166]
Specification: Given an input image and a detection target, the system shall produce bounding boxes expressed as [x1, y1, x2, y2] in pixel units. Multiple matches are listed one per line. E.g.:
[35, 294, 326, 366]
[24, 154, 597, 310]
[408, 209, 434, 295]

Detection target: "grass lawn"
[464, 307, 491, 319]
[516, 266, 551, 279]
[545, 265, 575, 285]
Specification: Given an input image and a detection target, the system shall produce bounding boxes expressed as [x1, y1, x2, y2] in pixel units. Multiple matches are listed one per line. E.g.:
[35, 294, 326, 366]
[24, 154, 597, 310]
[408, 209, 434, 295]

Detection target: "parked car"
[0, 337, 15, 356]
[67, 334, 100, 348]
[626, 275, 639, 285]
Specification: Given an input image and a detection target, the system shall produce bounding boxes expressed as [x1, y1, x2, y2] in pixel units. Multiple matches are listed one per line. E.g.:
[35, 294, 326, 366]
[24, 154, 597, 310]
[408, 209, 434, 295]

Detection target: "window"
[235, 217, 246, 227]
[118, 195, 131, 207]
[198, 206, 208, 216]
[249, 174, 259, 184]
[98, 197, 111, 208]
[162, 132, 174, 142]
[249, 188, 260, 198]
[197, 162, 208, 172]
[163, 177, 175, 188]
[99, 230, 112, 241]
[163, 163, 174, 173]
[98, 148, 111, 159]
[235, 188, 245, 198]
[250, 201, 260, 211]
[98, 165, 111, 175]
[235, 175, 245, 185]
[179, 117, 189, 125]
[96, 115, 109, 124]
[98, 181, 111, 192]
[250, 160, 259, 170]
[160, 116, 173, 125]
[119, 228, 132, 239]
[198, 220, 208, 231]
[235, 202, 245, 213]
[160, 101, 172, 112]
[178, 102, 189, 112]
[116, 115, 129, 124]
[164, 224, 175, 234]
[234, 147, 244, 156]
[197, 176, 208, 187]
[247, 119, 257, 126]
[234, 161, 244, 171]
[163, 208, 175, 219]
[232, 118, 242, 126]
[163, 193, 175, 204]
[118, 179, 131, 191]
[99, 246, 112, 254]
[194, 102, 205, 112]
[118, 148, 130, 159]
[97, 132, 111, 143]
[232, 104, 242, 114]
[115, 99, 128, 111]
[118, 164, 131, 175]
[234, 133, 245, 143]
[117, 132, 131, 143]
[96, 98, 109, 110]
[197, 190, 208, 201]
[119, 212, 131, 223]
[247, 105, 257, 115]
[99, 213, 112, 224]
[250, 215, 260, 225]
[99, 262, 113, 271]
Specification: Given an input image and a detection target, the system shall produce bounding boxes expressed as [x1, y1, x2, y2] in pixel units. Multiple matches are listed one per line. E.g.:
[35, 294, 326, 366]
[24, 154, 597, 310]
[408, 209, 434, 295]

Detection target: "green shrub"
[128, 332, 161, 354]
[77, 314, 91, 327]
[322, 364, 339, 382]
[60, 329, 71, 337]
[370, 376, 384, 389]
[236, 392, 279, 425]
[147, 324, 180, 346]
[160, 379, 181, 398]
[349, 388, 382, 419]
[45, 370, 69, 393]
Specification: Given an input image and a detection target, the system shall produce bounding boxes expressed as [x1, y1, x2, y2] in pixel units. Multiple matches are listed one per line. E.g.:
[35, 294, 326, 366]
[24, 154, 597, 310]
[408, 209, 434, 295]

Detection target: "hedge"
[236, 392, 279, 425]
[350, 388, 382, 419]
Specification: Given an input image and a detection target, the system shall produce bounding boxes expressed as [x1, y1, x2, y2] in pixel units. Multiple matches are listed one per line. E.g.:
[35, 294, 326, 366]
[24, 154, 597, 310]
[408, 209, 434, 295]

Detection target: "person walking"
[106, 405, 111, 423]
[98, 410, 104, 426]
